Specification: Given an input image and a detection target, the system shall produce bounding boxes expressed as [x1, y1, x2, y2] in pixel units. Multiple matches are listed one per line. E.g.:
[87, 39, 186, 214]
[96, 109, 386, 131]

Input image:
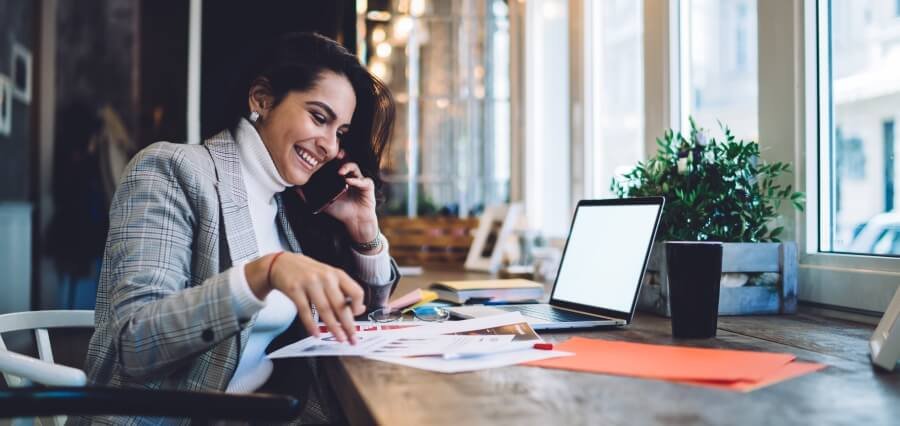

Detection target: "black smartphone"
[299, 160, 349, 214]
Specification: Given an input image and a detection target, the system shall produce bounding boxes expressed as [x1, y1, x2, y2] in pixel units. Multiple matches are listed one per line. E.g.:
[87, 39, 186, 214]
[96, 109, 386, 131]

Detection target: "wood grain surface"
[322, 267, 900, 426]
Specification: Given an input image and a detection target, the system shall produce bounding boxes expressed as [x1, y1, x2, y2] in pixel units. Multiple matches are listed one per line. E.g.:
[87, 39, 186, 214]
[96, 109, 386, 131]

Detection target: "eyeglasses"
[367, 306, 451, 323]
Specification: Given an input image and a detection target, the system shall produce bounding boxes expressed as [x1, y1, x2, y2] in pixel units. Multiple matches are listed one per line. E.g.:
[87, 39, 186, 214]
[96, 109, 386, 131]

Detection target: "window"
[796, 0, 900, 313]
[685, 0, 758, 140]
[562, 0, 900, 310]
[821, 0, 900, 256]
[524, 0, 570, 237]
[587, 0, 644, 198]
[367, 1, 512, 217]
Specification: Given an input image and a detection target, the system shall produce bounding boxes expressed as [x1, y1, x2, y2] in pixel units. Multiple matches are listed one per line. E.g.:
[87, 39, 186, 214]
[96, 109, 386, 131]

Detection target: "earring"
[249, 111, 260, 123]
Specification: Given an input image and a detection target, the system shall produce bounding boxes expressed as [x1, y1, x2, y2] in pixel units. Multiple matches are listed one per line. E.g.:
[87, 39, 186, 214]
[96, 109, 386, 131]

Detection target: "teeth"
[296, 147, 319, 168]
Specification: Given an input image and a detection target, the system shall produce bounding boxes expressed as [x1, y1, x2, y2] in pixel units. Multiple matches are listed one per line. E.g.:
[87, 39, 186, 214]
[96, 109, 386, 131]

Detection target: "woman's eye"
[311, 112, 326, 124]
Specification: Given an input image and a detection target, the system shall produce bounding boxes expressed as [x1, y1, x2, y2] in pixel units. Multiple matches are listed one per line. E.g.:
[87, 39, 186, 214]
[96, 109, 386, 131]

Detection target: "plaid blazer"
[78, 129, 398, 424]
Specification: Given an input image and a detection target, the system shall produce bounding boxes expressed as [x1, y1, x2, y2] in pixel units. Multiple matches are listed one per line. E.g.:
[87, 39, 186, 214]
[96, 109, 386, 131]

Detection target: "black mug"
[666, 241, 723, 338]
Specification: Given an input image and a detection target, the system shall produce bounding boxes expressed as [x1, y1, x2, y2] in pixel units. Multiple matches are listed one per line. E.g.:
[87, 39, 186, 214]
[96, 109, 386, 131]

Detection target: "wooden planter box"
[637, 242, 798, 316]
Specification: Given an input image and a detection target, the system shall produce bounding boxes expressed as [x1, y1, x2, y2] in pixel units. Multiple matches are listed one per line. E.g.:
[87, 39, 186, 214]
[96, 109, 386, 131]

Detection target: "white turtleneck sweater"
[225, 118, 392, 393]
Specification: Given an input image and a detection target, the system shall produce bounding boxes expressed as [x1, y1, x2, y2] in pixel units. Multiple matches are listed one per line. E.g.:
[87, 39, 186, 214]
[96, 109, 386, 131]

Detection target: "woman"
[81, 33, 398, 423]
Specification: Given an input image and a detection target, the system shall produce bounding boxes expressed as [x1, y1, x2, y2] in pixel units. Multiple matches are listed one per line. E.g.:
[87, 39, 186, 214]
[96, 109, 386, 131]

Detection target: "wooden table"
[324, 268, 900, 425]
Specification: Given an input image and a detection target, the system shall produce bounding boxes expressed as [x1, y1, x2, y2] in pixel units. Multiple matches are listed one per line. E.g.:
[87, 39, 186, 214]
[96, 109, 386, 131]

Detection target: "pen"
[442, 342, 553, 360]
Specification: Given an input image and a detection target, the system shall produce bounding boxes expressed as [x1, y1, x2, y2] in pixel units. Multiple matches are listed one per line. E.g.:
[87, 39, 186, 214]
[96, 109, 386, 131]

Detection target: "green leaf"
[770, 226, 784, 238]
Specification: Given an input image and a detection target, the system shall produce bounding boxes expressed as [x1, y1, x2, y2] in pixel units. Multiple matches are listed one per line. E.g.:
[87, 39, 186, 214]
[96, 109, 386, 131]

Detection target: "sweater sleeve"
[229, 260, 266, 321]
[349, 234, 393, 285]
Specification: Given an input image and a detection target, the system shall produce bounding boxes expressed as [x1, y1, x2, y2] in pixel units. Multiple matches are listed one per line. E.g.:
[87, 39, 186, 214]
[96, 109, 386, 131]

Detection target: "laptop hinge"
[553, 305, 625, 323]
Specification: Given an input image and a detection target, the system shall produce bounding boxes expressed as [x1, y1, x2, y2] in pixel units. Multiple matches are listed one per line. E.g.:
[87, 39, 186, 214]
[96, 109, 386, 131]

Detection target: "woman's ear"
[248, 77, 274, 120]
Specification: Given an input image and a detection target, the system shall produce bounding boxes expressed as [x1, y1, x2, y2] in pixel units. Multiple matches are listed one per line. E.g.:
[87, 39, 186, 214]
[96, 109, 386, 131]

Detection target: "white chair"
[0, 310, 93, 426]
[0, 310, 301, 425]
[0, 310, 93, 388]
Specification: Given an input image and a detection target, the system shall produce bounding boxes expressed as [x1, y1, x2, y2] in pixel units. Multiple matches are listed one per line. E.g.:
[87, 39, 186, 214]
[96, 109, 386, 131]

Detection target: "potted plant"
[612, 118, 805, 315]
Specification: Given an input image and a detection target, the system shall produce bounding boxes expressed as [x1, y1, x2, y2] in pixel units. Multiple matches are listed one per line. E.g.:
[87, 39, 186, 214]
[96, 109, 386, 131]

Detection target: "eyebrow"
[307, 101, 351, 131]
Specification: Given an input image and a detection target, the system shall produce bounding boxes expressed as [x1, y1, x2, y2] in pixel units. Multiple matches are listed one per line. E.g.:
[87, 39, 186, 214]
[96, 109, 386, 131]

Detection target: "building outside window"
[685, 0, 758, 141]
[824, 0, 900, 255]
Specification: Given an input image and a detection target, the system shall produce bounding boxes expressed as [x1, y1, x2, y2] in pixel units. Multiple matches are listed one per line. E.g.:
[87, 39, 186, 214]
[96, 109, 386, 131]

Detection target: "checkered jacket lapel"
[205, 130, 260, 264]
[276, 193, 302, 253]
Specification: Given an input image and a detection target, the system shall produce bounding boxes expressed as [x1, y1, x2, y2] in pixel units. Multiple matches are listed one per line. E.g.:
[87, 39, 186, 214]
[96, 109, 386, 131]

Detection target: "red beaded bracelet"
[267, 251, 286, 289]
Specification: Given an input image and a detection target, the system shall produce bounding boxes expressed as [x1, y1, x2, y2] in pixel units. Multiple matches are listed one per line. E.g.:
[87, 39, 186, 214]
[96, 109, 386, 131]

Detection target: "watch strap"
[352, 233, 383, 252]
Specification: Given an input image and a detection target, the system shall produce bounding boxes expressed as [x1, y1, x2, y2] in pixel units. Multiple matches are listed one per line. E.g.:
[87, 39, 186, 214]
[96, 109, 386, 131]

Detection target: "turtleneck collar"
[235, 118, 290, 200]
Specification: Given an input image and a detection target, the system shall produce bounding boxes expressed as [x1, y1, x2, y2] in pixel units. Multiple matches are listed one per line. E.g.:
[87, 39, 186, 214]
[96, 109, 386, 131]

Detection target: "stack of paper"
[268, 313, 573, 373]
[524, 337, 826, 392]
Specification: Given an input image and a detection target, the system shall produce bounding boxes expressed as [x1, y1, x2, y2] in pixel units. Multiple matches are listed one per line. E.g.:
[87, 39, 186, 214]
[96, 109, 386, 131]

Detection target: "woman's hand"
[245, 252, 365, 344]
[315, 159, 380, 251]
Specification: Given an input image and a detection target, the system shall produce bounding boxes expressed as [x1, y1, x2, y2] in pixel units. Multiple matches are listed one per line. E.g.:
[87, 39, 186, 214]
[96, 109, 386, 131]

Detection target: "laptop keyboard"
[494, 304, 603, 322]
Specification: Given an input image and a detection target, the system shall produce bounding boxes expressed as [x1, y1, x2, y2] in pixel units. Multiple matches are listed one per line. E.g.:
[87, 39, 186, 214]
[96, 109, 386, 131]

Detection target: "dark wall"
[139, 0, 189, 145]
[56, 0, 189, 149]
[56, 0, 138, 140]
[0, 0, 36, 201]
[200, 0, 356, 138]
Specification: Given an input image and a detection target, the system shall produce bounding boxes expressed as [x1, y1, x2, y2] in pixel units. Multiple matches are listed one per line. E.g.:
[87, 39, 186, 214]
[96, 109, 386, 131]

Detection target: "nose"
[314, 131, 340, 161]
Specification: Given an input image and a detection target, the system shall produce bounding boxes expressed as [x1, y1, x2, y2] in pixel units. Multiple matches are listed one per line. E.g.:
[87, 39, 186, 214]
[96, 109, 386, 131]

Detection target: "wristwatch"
[352, 233, 383, 252]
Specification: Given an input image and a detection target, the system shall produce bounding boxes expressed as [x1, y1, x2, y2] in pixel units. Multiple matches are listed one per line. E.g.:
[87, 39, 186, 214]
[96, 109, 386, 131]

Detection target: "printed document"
[268, 312, 572, 373]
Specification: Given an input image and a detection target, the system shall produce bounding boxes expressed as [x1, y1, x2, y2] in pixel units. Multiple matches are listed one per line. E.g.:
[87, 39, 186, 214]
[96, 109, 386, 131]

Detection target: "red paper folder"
[524, 337, 825, 392]
[683, 361, 826, 392]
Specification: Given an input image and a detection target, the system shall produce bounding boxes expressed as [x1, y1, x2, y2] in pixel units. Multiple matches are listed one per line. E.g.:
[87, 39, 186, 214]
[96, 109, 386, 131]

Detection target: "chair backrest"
[0, 310, 305, 425]
[0, 310, 94, 388]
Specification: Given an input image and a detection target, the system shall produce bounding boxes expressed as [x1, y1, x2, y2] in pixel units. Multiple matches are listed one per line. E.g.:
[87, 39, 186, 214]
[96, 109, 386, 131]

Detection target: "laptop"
[448, 197, 664, 330]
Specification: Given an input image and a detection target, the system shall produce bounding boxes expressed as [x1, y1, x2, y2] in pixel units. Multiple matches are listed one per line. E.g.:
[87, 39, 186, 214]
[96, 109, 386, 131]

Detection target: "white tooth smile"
[295, 147, 319, 168]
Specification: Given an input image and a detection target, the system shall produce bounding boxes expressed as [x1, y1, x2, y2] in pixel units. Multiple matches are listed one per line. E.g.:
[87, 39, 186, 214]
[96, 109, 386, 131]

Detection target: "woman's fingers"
[323, 275, 360, 345]
[339, 162, 363, 179]
[344, 176, 374, 191]
[310, 284, 351, 343]
[269, 253, 365, 344]
[336, 269, 366, 316]
[291, 290, 319, 338]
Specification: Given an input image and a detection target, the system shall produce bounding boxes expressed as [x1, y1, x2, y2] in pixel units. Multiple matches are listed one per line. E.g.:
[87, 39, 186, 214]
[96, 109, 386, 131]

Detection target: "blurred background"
[0, 0, 898, 313]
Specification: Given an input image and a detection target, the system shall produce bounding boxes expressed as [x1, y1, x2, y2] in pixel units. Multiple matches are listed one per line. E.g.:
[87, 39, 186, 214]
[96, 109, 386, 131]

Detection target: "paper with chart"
[268, 312, 565, 362]
[366, 346, 573, 374]
[267, 312, 571, 372]
[362, 313, 572, 373]
[267, 330, 390, 358]
[268, 332, 517, 358]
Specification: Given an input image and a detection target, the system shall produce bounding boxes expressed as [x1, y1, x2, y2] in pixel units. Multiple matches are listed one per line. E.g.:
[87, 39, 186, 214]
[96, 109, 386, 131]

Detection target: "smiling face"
[250, 71, 357, 186]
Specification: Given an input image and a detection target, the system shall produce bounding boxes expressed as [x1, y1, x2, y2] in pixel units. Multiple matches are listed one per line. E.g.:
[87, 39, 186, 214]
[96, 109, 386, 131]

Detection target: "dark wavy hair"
[223, 32, 395, 269]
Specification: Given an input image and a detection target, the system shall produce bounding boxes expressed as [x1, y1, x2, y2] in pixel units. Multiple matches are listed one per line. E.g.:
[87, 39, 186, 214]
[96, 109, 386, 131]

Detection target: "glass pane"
[592, 0, 643, 197]
[687, 0, 758, 141]
[828, 0, 900, 255]
[372, 0, 511, 218]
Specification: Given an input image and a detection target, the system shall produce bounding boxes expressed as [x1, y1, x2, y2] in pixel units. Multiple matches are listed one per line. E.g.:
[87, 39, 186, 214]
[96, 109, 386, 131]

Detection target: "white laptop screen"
[552, 203, 661, 313]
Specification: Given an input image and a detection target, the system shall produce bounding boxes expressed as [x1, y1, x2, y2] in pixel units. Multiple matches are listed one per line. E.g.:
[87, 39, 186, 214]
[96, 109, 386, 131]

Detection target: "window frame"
[796, 0, 900, 313]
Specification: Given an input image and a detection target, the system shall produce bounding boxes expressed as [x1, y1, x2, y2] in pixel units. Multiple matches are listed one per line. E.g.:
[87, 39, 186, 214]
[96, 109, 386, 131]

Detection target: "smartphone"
[299, 160, 350, 214]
